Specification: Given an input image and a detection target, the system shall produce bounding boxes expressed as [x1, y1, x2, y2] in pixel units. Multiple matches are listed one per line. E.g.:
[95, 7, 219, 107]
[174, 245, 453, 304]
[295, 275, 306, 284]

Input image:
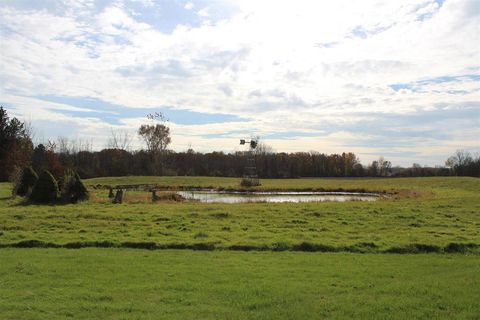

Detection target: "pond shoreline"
[90, 183, 391, 195]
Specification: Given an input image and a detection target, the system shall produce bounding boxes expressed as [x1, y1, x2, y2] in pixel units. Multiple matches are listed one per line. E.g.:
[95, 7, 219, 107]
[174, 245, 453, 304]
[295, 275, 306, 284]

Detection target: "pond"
[177, 190, 379, 203]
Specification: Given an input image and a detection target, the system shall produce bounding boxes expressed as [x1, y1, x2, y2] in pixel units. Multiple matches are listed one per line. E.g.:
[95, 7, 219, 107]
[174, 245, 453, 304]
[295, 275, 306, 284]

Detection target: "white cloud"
[131, 0, 155, 7]
[0, 0, 479, 165]
[197, 7, 209, 17]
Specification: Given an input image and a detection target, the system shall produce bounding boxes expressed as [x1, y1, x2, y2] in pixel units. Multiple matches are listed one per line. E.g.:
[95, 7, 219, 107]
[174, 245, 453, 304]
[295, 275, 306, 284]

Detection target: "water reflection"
[177, 191, 379, 203]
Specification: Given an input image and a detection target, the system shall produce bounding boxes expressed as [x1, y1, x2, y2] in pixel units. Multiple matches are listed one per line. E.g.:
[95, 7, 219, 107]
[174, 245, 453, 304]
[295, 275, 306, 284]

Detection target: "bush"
[152, 191, 183, 202]
[9, 166, 22, 197]
[30, 170, 59, 203]
[60, 170, 89, 203]
[16, 167, 38, 197]
[240, 177, 260, 187]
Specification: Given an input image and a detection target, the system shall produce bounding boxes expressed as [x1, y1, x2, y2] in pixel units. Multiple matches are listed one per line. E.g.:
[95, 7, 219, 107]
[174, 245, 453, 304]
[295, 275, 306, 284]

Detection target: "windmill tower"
[240, 138, 260, 186]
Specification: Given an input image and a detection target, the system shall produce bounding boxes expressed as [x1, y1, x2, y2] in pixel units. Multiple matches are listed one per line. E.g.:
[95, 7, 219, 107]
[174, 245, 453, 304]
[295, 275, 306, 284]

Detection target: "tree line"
[1, 106, 479, 181]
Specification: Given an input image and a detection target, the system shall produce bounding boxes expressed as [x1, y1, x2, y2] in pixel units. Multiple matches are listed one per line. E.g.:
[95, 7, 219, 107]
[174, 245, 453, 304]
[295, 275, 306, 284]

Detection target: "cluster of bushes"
[240, 177, 261, 187]
[12, 167, 88, 204]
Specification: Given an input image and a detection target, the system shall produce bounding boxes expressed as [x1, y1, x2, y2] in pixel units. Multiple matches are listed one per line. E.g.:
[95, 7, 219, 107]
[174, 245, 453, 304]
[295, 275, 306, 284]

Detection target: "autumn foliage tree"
[0, 106, 33, 181]
[31, 143, 64, 179]
[138, 114, 171, 175]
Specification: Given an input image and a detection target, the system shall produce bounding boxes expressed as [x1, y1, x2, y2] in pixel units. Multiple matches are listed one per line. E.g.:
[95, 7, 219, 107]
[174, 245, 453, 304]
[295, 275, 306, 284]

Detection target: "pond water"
[177, 191, 379, 203]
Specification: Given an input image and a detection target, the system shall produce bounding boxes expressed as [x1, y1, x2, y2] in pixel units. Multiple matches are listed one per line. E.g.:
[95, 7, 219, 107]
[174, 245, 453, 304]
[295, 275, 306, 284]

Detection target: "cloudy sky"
[0, 0, 479, 166]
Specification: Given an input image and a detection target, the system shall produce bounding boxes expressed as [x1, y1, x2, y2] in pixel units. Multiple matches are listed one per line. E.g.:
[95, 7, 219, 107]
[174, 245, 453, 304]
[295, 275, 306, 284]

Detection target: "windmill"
[239, 137, 260, 186]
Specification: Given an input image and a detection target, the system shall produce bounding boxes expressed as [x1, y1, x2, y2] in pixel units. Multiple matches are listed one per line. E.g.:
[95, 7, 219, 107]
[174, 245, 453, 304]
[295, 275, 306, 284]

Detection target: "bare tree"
[378, 156, 392, 177]
[47, 139, 57, 152]
[446, 149, 473, 175]
[368, 160, 379, 176]
[57, 136, 70, 154]
[107, 129, 133, 150]
[77, 139, 93, 153]
[24, 120, 36, 144]
[253, 137, 274, 156]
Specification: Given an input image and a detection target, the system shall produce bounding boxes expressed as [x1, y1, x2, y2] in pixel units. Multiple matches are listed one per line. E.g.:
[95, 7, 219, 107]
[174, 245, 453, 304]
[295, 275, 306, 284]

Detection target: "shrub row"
[2, 240, 479, 254]
[13, 167, 88, 203]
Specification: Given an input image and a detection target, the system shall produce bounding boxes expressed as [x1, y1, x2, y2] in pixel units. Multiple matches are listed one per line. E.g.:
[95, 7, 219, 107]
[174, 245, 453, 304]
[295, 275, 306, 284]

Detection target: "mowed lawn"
[0, 176, 479, 319]
[1, 249, 479, 319]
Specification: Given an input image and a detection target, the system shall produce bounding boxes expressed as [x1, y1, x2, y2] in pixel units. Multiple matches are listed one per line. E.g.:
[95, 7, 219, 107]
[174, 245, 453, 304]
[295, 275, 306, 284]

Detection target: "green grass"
[1, 176, 479, 318]
[1, 249, 479, 319]
[84, 175, 478, 194]
[0, 177, 479, 252]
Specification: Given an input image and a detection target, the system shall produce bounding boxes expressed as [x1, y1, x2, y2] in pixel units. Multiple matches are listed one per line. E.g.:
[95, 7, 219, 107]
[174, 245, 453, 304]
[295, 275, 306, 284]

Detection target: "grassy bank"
[84, 175, 478, 194]
[1, 249, 479, 319]
[0, 177, 479, 252]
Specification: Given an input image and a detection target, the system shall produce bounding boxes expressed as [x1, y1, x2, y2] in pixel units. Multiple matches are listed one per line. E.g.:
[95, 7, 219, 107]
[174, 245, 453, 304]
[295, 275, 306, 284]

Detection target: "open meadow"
[2, 1, 479, 318]
[1, 176, 479, 318]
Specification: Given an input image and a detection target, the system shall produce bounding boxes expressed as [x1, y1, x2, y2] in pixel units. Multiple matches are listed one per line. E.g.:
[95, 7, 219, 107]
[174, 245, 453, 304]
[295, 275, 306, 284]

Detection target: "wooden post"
[113, 190, 123, 204]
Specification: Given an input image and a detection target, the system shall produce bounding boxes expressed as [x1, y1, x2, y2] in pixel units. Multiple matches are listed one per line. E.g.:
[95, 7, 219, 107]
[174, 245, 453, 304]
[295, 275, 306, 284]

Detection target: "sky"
[0, 0, 479, 166]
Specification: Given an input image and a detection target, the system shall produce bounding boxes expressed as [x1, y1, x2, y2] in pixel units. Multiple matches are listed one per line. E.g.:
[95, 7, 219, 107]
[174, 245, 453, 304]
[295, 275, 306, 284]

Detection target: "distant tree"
[446, 150, 472, 175]
[32, 141, 63, 179]
[252, 137, 274, 156]
[368, 160, 379, 176]
[31, 141, 64, 179]
[30, 170, 59, 203]
[32, 144, 48, 172]
[46, 146, 64, 179]
[353, 162, 365, 176]
[107, 129, 133, 150]
[378, 157, 392, 176]
[56, 136, 70, 155]
[252, 138, 274, 177]
[342, 152, 359, 176]
[138, 115, 171, 175]
[0, 106, 33, 181]
[138, 124, 171, 155]
[410, 163, 422, 176]
[16, 167, 38, 197]
[98, 148, 132, 176]
[445, 150, 479, 176]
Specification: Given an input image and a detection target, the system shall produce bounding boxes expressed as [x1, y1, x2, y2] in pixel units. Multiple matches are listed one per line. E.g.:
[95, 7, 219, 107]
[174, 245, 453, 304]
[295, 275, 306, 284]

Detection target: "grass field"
[1, 176, 479, 318]
[1, 249, 479, 319]
[0, 177, 478, 252]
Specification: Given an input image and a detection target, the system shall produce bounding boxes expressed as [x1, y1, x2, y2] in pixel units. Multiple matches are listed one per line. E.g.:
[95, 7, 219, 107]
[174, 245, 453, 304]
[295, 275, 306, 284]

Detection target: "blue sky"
[0, 0, 479, 166]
